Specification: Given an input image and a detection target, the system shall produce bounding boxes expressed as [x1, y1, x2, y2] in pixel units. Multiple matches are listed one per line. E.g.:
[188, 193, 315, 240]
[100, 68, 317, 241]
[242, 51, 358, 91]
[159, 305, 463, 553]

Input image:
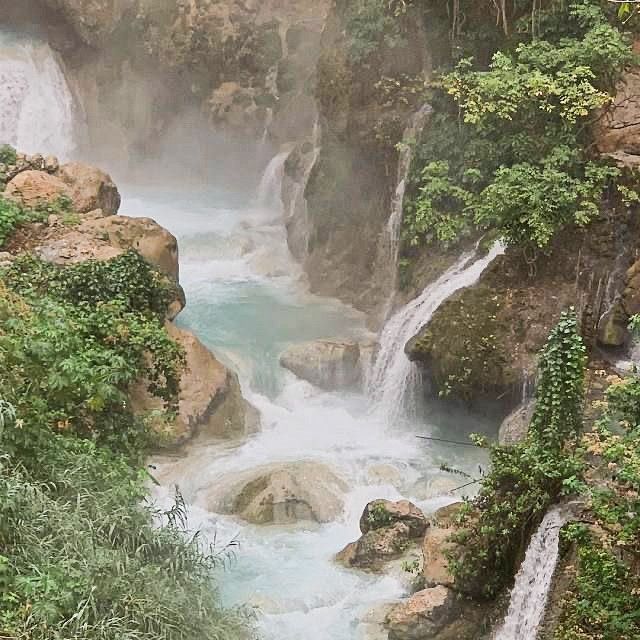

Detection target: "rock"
[43, 0, 125, 46]
[623, 257, 640, 317]
[595, 70, 640, 164]
[597, 304, 628, 347]
[337, 523, 412, 570]
[360, 499, 427, 538]
[498, 401, 535, 445]
[44, 155, 59, 173]
[422, 527, 456, 589]
[0, 251, 14, 268]
[4, 170, 71, 208]
[279, 339, 363, 390]
[385, 586, 459, 640]
[78, 215, 179, 280]
[57, 162, 120, 215]
[210, 462, 347, 525]
[421, 503, 464, 590]
[130, 323, 254, 446]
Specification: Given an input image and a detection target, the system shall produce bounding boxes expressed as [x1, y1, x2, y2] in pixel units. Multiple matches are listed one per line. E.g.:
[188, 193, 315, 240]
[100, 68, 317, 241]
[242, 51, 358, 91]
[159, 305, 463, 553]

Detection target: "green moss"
[409, 284, 509, 401]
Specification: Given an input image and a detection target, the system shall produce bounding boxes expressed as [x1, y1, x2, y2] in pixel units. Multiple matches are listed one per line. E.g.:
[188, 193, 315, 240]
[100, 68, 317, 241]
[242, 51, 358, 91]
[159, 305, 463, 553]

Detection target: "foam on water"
[120, 167, 488, 639]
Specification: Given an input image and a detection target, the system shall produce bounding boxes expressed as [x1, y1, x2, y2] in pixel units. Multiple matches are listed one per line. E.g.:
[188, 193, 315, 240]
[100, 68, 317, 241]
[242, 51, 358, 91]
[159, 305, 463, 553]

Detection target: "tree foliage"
[448, 310, 586, 598]
[403, 0, 634, 252]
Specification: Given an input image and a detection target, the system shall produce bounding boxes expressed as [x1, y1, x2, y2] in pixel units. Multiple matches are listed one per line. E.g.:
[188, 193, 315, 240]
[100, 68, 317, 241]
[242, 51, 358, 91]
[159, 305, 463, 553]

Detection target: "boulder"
[422, 527, 456, 589]
[279, 339, 363, 390]
[597, 304, 628, 347]
[210, 462, 347, 525]
[4, 170, 71, 208]
[337, 523, 412, 570]
[385, 586, 459, 640]
[360, 499, 427, 538]
[130, 323, 254, 446]
[81, 215, 179, 280]
[57, 162, 121, 215]
[498, 401, 535, 445]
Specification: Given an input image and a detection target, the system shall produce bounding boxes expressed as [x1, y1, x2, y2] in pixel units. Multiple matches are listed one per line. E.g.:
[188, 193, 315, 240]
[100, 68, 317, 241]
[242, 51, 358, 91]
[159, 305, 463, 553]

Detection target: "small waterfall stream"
[494, 506, 569, 640]
[0, 30, 77, 158]
[256, 149, 291, 208]
[368, 242, 505, 423]
[379, 103, 432, 310]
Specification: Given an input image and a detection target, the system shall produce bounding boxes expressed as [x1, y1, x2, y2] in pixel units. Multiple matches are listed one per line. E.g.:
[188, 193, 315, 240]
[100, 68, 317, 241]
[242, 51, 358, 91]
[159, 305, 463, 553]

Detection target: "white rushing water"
[0, 28, 501, 638]
[368, 242, 505, 425]
[494, 506, 569, 640]
[380, 103, 432, 308]
[0, 30, 77, 158]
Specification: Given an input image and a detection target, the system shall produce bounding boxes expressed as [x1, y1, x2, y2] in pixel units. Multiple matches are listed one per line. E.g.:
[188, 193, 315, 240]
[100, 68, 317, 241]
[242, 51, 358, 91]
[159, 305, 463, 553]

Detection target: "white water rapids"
[494, 506, 569, 640]
[0, 28, 505, 640]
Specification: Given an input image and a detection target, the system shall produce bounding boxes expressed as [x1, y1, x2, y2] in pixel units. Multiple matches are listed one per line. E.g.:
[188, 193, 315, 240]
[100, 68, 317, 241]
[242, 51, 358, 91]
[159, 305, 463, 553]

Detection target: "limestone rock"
[210, 462, 347, 525]
[623, 257, 640, 317]
[279, 339, 363, 390]
[337, 523, 412, 570]
[597, 304, 628, 347]
[360, 499, 427, 538]
[57, 162, 121, 215]
[595, 70, 640, 165]
[385, 586, 459, 640]
[81, 215, 178, 280]
[43, 0, 125, 46]
[498, 401, 535, 445]
[4, 170, 71, 208]
[130, 323, 253, 446]
[422, 527, 456, 589]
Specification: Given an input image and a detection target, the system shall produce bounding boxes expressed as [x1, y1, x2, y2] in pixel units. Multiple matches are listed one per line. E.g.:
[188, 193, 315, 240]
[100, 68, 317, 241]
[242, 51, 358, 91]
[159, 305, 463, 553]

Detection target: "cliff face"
[301, 2, 431, 314]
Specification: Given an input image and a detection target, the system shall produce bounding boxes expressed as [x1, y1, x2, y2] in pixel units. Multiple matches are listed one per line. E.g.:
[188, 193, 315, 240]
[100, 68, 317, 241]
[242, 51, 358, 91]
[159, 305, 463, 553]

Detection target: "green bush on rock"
[448, 310, 586, 598]
[402, 0, 634, 254]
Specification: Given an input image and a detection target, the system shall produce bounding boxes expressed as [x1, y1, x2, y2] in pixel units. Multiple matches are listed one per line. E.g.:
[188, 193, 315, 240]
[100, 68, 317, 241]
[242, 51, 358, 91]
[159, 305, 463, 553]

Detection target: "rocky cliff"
[1, 150, 254, 447]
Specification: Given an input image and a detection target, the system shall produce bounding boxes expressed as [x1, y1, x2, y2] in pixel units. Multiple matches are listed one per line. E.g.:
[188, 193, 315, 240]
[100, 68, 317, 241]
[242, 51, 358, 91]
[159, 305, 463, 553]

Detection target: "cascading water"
[378, 103, 432, 311]
[0, 24, 495, 635]
[0, 30, 78, 158]
[494, 506, 569, 640]
[368, 242, 505, 424]
[256, 149, 291, 208]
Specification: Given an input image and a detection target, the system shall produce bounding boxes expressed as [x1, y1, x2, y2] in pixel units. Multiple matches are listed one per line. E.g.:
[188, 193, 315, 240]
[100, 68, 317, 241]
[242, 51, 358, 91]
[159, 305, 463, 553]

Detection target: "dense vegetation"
[0, 206, 247, 639]
[400, 0, 636, 257]
[448, 310, 586, 598]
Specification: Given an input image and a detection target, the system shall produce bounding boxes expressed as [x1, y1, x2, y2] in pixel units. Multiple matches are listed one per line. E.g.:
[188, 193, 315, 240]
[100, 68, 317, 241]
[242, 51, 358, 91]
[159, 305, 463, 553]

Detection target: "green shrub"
[403, 0, 634, 253]
[448, 310, 586, 598]
[0, 406, 249, 640]
[0, 144, 17, 165]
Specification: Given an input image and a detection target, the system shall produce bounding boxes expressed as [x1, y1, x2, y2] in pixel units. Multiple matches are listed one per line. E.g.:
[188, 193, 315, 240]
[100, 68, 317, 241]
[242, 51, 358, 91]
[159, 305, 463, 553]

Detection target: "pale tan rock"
[4, 170, 71, 208]
[208, 462, 347, 524]
[57, 162, 121, 215]
[422, 527, 456, 589]
[385, 586, 458, 640]
[81, 215, 179, 280]
[280, 339, 362, 390]
[130, 323, 252, 446]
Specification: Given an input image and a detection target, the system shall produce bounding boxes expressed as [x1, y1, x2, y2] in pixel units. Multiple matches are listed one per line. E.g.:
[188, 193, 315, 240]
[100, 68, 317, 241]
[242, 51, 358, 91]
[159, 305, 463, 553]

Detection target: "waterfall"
[0, 31, 77, 159]
[379, 103, 432, 308]
[368, 242, 505, 424]
[256, 149, 291, 209]
[494, 506, 569, 640]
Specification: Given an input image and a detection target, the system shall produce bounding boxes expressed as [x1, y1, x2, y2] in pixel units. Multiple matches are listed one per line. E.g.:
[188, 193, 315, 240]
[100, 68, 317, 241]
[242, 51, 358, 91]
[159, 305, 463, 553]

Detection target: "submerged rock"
[211, 462, 348, 525]
[385, 586, 459, 640]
